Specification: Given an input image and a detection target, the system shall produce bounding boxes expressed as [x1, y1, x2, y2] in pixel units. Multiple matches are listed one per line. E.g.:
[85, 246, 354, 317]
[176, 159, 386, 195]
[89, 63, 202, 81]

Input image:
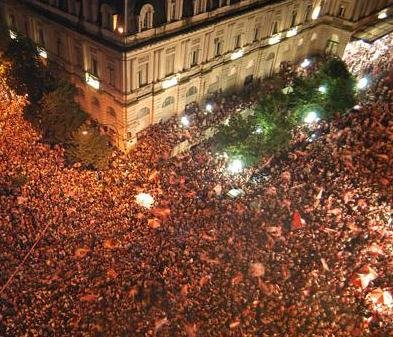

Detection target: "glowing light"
[85, 72, 100, 90]
[304, 111, 319, 124]
[357, 77, 368, 90]
[308, 133, 317, 142]
[180, 116, 189, 127]
[268, 35, 281, 45]
[162, 76, 178, 89]
[81, 130, 88, 135]
[206, 103, 213, 113]
[37, 47, 48, 59]
[9, 30, 17, 39]
[378, 10, 388, 19]
[230, 49, 244, 60]
[353, 104, 361, 110]
[300, 58, 311, 68]
[228, 159, 243, 174]
[311, 6, 321, 20]
[318, 85, 327, 94]
[117, 26, 124, 34]
[286, 27, 298, 38]
[135, 193, 155, 209]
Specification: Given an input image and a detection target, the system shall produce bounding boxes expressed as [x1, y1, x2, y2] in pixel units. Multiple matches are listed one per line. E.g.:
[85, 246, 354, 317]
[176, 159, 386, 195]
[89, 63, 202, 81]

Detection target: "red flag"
[292, 211, 303, 230]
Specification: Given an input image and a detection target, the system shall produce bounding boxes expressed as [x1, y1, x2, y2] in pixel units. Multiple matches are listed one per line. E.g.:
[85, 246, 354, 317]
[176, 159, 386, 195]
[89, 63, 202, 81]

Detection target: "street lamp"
[318, 85, 327, 94]
[228, 159, 243, 174]
[357, 77, 369, 90]
[300, 58, 311, 68]
[206, 103, 213, 113]
[304, 111, 319, 124]
[180, 116, 190, 127]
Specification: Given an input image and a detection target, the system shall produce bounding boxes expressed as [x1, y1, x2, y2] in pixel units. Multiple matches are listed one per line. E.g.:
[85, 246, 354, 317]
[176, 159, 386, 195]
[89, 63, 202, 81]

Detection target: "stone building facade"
[1, 0, 392, 149]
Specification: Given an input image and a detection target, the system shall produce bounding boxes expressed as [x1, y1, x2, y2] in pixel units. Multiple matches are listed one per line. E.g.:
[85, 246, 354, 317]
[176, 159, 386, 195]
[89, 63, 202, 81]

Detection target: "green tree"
[3, 36, 45, 102]
[39, 81, 86, 143]
[66, 123, 112, 170]
[318, 58, 356, 116]
[0, 17, 10, 52]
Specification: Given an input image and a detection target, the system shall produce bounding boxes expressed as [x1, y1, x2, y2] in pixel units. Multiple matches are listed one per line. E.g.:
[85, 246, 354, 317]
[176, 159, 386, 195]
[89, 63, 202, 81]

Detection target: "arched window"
[193, 0, 206, 15]
[76, 87, 85, 98]
[167, 0, 177, 21]
[83, 0, 98, 23]
[101, 4, 113, 30]
[162, 96, 175, 108]
[107, 107, 116, 118]
[186, 86, 198, 97]
[91, 97, 100, 107]
[139, 4, 154, 31]
[138, 107, 150, 118]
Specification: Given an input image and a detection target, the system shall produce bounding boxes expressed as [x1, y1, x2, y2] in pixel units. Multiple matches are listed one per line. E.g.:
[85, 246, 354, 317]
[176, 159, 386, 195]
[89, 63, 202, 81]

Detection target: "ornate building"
[1, 0, 393, 149]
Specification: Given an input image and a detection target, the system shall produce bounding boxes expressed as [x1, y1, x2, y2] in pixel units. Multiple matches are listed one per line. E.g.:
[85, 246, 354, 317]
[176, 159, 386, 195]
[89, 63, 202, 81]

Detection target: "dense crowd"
[0, 34, 392, 337]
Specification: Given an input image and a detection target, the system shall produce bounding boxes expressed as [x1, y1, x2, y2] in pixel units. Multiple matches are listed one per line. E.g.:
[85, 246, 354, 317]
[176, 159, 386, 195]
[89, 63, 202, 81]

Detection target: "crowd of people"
[0, 32, 392, 337]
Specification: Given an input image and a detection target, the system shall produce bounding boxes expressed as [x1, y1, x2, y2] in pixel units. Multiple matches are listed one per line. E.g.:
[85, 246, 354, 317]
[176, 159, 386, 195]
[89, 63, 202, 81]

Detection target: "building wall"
[1, 0, 392, 150]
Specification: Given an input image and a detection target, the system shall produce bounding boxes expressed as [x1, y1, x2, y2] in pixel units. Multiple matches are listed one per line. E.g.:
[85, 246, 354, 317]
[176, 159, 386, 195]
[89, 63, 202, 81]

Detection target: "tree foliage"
[217, 57, 357, 166]
[39, 81, 87, 143]
[66, 123, 112, 170]
[3, 36, 46, 102]
[0, 17, 10, 52]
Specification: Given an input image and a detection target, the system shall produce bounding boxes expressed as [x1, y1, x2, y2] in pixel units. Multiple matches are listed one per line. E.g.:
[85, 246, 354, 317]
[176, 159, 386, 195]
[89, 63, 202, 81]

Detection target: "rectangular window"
[305, 4, 313, 22]
[190, 49, 199, 67]
[254, 26, 260, 41]
[38, 27, 45, 47]
[338, 5, 346, 17]
[214, 38, 223, 57]
[291, 10, 297, 27]
[91, 55, 98, 76]
[75, 45, 83, 68]
[24, 20, 29, 37]
[56, 38, 62, 56]
[107, 62, 115, 86]
[234, 34, 241, 49]
[138, 63, 148, 87]
[271, 21, 278, 35]
[165, 53, 175, 76]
